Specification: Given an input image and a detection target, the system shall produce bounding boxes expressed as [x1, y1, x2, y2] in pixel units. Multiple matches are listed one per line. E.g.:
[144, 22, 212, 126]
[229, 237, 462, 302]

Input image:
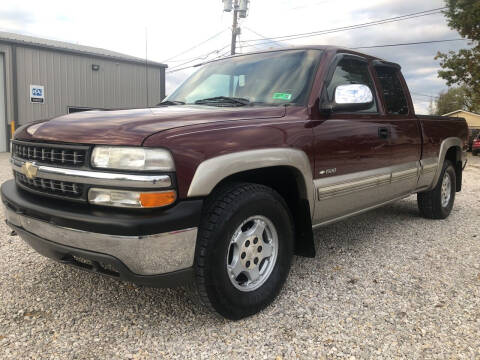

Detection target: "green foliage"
[433, 86, 475, 115]
[435, 0, 480, 111]
[443, 0, 480, 40]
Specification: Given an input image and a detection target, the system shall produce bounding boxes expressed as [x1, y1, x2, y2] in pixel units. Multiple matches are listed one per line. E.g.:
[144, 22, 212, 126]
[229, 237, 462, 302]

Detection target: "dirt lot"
[0, 152, 479, 359]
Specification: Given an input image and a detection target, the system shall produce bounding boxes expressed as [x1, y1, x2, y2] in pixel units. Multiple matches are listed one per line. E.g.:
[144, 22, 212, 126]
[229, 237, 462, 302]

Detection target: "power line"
[161, 28, 228, 62]
[167, 47, 226, 71]
[240, 13, 444, 49]
[163, 7, 460, 74]
[411, 97, 435, 103]
[411, 91, 439, 99]
[165, 7, 448, 72]
[239, 7, 446, 46]
[166, 47, 231, 74]
[240, 7, 445, 44]
[352, 38, 466, 49]
[243, 26, 283, 48]
[166, 44, 231, 72]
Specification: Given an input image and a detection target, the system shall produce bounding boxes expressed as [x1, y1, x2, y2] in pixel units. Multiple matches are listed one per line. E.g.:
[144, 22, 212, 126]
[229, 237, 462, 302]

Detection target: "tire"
[473, 150, 479, 156]
[193, 182, 294, 320]
[417, 160, 456, 219]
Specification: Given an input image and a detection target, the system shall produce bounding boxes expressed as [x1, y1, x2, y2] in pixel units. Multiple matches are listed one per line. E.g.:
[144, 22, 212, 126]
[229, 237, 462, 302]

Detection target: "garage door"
[0, 53, 6, 152]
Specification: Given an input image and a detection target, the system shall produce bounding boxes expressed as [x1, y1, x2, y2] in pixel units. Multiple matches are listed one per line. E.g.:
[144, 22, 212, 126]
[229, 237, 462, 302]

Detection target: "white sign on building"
[30, 85, 45, 103]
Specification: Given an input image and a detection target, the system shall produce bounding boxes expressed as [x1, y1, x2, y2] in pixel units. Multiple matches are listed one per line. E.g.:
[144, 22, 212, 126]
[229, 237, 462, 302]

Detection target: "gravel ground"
[0, 152, 479, 359]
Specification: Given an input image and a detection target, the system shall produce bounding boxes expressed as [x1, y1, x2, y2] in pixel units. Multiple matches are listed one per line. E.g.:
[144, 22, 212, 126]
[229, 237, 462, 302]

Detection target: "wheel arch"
[431, 137, 465, 192]
[187, 149, 316, 257]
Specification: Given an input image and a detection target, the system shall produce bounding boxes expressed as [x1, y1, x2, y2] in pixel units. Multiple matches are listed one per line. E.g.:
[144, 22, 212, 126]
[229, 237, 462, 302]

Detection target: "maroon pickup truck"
[2, 46, 468, 319]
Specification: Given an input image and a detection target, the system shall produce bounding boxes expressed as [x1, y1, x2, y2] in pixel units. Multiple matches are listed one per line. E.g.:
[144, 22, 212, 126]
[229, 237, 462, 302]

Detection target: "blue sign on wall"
[30, 85, 45, 103]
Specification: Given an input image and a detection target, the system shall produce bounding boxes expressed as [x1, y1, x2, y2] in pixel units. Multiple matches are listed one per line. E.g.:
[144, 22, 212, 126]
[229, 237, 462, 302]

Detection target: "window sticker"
[272, 92, 292, 100]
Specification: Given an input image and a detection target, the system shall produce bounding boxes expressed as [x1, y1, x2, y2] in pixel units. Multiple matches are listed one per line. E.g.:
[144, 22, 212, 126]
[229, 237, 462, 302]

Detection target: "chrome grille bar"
[11, 158, 172, 188]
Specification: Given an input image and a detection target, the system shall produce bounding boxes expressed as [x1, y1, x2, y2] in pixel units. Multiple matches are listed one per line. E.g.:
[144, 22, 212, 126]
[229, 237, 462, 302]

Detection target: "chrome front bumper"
[5, 207, 197, 275]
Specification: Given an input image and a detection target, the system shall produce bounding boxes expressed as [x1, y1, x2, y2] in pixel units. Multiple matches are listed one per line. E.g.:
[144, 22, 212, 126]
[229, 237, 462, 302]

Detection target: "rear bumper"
[2, 180, 203, 286]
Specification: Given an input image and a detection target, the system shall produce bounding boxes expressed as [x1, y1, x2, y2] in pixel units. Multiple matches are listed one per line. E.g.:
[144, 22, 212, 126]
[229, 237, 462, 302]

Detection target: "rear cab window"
[375, 66, 409, 115]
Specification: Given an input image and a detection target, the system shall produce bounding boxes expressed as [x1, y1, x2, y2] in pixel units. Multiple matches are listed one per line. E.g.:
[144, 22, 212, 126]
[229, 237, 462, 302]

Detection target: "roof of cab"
[200, 45, 400, 69]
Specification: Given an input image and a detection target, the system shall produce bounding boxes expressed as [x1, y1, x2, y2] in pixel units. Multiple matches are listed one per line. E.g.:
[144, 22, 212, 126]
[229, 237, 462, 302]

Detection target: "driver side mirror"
[320, 84, 374, 113]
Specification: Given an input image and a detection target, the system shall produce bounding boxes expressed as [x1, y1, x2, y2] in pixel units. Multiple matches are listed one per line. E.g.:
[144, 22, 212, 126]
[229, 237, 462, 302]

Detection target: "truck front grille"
[15, 171, 84, 199]
[12, 141, 87, 167]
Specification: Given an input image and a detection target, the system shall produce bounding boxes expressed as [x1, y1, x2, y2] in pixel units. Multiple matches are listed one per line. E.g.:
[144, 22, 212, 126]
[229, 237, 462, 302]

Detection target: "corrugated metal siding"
[16, 46, 164, 125]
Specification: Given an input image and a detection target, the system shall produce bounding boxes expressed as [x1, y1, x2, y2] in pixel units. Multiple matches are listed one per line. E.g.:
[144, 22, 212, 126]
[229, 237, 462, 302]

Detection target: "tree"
[435, 0, 480, 113]
[432, 86, 471, 115]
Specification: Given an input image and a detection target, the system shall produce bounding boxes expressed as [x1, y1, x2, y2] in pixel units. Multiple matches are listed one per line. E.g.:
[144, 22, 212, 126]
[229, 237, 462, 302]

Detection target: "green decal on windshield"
[272, 92, 292, 100]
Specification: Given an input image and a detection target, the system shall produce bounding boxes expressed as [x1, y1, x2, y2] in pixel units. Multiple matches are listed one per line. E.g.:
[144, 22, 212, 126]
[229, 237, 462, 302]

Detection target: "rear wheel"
[193, 182, 294, 320]
[417, 160, 456, 219]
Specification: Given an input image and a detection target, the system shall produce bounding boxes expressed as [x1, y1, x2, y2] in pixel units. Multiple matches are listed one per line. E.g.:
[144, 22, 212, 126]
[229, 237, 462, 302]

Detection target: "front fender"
[186, 148, 315, 216]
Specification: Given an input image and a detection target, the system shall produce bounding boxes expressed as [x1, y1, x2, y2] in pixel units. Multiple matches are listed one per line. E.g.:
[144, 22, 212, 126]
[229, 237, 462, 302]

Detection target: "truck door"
[312, 54, 394, 224]
[373, 64, 422, 197]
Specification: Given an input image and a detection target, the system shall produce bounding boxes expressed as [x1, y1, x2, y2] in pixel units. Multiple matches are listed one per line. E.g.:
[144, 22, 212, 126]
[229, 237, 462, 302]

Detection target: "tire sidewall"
[200, 187, 294, 318]
[436, 162, 456, 218]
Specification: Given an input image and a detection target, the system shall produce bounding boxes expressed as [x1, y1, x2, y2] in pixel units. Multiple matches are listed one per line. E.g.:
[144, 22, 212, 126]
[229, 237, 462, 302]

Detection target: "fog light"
[88, 188, 176, 208]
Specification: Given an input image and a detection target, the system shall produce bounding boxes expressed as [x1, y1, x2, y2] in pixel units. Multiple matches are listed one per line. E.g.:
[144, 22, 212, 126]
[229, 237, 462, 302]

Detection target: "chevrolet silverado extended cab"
[2, 46, 468, 319]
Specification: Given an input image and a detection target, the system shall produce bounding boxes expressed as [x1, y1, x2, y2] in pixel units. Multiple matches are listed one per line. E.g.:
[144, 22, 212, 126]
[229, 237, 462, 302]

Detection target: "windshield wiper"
[194, 96, 250, 106]
[157, 100, 185, 106]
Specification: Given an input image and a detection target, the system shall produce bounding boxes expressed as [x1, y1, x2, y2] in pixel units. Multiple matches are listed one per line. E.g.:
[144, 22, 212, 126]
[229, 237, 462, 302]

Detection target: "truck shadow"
[32, 196, 422, 325]
[307, 197, 420, 260]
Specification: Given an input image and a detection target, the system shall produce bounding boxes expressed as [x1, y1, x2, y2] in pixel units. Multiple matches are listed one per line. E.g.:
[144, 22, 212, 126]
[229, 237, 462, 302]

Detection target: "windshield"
[165, 49, 322, 106]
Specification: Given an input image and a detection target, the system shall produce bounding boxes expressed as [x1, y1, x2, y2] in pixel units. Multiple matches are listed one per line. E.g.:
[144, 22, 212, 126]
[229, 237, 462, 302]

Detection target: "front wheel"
[193, 183, 294, 320]
[417, 160, 456, 219]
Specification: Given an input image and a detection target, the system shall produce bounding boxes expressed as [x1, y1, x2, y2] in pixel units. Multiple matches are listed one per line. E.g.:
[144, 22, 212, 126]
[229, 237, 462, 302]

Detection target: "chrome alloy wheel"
[441, 171, 452, 208]
[226, 215, 279, 292]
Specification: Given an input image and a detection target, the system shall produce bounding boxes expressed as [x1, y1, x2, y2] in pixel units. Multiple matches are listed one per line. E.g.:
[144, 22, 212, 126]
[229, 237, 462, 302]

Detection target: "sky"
[0, 0, 470, 113]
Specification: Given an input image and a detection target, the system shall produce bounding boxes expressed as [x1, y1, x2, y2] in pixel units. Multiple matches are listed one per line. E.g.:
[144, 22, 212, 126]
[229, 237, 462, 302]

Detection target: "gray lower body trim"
[318, 173, 391, 200]
[5, 208, 197, 275]
[313, 193, 412, 228]
[416, 157, 438, 190]
[313, 160, 437, 225]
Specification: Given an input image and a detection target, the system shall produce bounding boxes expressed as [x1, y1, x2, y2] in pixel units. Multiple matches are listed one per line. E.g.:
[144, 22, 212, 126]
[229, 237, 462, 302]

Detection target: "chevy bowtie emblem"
[21, 161, 38, 179]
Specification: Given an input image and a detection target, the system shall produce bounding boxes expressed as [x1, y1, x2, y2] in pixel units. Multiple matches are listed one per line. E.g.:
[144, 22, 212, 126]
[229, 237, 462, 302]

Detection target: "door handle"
[378, 127, 389, 139]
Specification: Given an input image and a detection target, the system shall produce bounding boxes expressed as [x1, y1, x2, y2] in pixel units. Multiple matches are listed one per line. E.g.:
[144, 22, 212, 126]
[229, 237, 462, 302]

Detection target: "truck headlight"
[91, 147, 175, 171]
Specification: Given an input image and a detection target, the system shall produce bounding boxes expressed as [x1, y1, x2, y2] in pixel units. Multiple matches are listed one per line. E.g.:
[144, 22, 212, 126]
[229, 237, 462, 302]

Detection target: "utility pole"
[230, 8, 239, 55]
[223, 0, 250, 55]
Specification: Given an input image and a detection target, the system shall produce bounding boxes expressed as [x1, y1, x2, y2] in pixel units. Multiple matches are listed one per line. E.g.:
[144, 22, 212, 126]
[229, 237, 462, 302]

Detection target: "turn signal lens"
[139, 191, 176, 208]
[88, 188, 176, 208]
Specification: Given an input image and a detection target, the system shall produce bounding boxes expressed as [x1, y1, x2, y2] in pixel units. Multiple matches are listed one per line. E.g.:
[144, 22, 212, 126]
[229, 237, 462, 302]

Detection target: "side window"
[326, 57, 378, 113]
[375, 66, 409, 115]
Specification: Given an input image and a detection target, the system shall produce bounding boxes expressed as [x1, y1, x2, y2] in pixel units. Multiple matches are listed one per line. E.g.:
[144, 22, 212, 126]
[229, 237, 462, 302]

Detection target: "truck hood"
[16, 105, 286, 145]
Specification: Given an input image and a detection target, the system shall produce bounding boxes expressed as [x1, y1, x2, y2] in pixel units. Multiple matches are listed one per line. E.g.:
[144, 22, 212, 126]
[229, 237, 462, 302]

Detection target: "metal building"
[0, 31, 167, 152]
